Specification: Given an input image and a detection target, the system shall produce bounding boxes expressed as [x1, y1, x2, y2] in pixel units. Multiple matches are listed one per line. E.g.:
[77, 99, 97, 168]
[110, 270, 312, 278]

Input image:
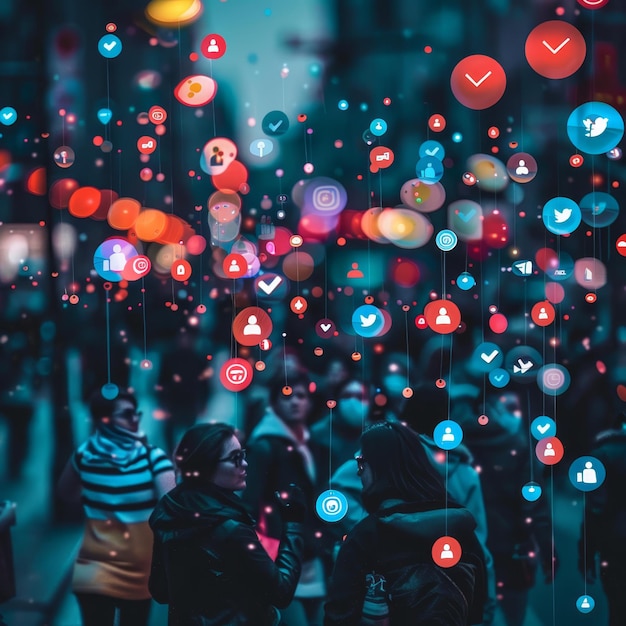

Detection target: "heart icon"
[320, 323, 331, 332]
[617, 384, 626, 402]
[327, 400, 337, 409]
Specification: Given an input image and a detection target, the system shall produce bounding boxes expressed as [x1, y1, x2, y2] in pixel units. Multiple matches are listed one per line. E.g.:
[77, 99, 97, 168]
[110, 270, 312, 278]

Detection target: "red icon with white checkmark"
[525, 21, 586, 79]
[450, 55, 506, 110]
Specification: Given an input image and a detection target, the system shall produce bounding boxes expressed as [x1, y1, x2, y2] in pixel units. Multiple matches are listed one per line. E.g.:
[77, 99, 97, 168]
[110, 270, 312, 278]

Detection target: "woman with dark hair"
[149, 422, 306, 625]
[324, 421, 486, 626]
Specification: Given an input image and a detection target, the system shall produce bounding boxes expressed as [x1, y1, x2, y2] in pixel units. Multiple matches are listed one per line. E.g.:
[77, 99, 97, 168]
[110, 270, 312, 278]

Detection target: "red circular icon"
[220, 357, 253, 392]
[290, 296, 308, 314]
[415, 314, 428, 329]
[488, 126, 500, 138]
[171, 259, 191, 281]
[577, 0, 610, 9]
[148, 106, 167, 125]
[569, 154, 584, 168]
[201, 33, 226, 60]
[137, 135, 157, 155]
[121, 255, 151, 281]
[223, 253, 247, 278]
[450, 55, 507, 110]
[585, 292, 597, 303]
[531, 301, 555, 326]
[616, 234, 626, 256]
[525, 21, 586, 79]
[424, 299, 462, 335]
[428, 114, 446, 132]
[462, 172, 477, 186]
[232, 306, 273, 347]
[535, 436, 564, 465]
[432, 536, 462, 567]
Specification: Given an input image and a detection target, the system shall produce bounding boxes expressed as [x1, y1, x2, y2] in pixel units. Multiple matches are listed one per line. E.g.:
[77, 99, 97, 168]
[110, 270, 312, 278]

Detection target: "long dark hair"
[360, 421, 448, 512]
[174, 422, 235, 480]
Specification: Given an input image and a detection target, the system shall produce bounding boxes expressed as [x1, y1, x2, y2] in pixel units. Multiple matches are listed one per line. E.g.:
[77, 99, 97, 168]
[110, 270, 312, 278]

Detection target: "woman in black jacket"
[324, 421, 487, 626]
[149, 422, 306, 625]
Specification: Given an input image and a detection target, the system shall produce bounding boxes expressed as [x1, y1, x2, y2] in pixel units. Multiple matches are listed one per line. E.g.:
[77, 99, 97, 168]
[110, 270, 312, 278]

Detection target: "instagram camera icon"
[312, 186, 340, 212]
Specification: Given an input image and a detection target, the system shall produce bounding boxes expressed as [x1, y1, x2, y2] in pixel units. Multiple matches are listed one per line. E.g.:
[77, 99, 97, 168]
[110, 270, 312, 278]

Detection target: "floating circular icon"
[506, 152, 538, 183]
[415, 314, 428, 330]
[315, 489, 348, 522]
[0, 106, 17, 126]
[428, 114, 446, 132]
[616, 234, 626, 256]
[525, 21, 586, 79]
[450, 55, 507, 110]
[255, 273, 287, 298]
[200, 33, 226, 59]
[232, 306, 273, 346]
[315, 318, 336, 339]
[369, 118, 387, 136]
[121, 255, 151, 281]
[537, 364, 571, 396]
[607, 147, 622, 160]
[577, 0, 609, 9]
[569, 456, 606, 491]
[148, 105, 167, 124]
[569, 154, 584, 167]
[97, 108, 113, 124]
[424, 299, 461, 335]
[531, 416, 556, 440]
[521, 482, 543, 502]
[98, 34, 122, 58]
[220, 357, 253, 392]
[471, 342, 503, 373]
[223, 253, 247, 278]
[174, 74, 218, 107]
[579, 191, 619, 227]
[137, 136, 157, 155]
[575, 595, 595, 614]
[489, 368, 510, 388]
[93, 238, 139, 282]
[531, 301, 555, 326]
[352, 304, 384, 338]
[416, 156, 444, 184]
[171, 259, 191, 281]
[262, 110, 289, 136]
[542, 197, 581, 235]
[536, 436, 564, 465]
[419, 140, 445, 161]
[456, 272, 475, 291]
[433, 420, 463, 450]
[101, 382, 119, 400]
[435, 229, 458, 251]
[574, 257, 607, 290]
[53, 146, 76, 168]
[432, 536, 462, 567]
[249, 138, 274, 158]
[567, 101, 624, 155]
[290, 296, 308, 314]
[505, 345, 543, 383]
[303, 177, 347, 216]
[544, 251, 574, 281]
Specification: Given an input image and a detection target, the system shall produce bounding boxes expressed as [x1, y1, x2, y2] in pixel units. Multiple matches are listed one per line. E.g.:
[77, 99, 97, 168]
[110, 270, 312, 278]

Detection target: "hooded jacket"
[324, 500, 486, 625]
[149, 481, 304, 626]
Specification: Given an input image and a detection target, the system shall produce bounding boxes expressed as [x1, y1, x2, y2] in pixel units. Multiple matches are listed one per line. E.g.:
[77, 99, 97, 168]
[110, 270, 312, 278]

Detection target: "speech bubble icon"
[174, 74, 217, 107]
[200, 137, 237, 175]
[369, 146, 395, 173]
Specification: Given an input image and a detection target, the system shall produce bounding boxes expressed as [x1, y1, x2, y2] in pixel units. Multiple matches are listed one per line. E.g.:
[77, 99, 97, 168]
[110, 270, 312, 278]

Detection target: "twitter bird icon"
[583, 116, 609, 138]
[352, 304, 384, 337]
[543, 196, 581, 235]
[553, 207, 572, 223]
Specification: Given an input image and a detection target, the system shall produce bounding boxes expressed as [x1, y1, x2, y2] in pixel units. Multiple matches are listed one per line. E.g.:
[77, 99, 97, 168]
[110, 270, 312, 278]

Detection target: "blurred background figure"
[57, 388, 176, 626]
[578, 411, 626, 626]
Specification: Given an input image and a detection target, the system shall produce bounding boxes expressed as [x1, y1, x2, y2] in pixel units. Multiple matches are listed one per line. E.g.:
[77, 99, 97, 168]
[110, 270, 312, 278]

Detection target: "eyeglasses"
[218, 449, 247, 467]
[354, 455, 365, 476]
[113, 408, 142, 420]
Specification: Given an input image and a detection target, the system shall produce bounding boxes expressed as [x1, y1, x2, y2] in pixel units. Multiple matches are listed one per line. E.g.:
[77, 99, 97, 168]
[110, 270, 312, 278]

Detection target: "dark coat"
[149, 481, 304, 626]
[324, 500, 486, 626]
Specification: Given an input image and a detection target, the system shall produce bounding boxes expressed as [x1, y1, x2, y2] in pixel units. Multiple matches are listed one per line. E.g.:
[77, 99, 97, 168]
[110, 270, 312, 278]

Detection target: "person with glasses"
[148, 422, 307, 625]
[57, 388, 176, 626]
[324, 421, 487, 626]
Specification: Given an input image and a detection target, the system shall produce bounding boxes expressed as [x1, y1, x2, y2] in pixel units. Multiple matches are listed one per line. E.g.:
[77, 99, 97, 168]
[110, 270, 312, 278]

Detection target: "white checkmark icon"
[2, 113, 12, 119]
[320, 323, 332, 332]
[537, 423, 550, 434]
[258, 275, 282, 295]
[465, 71, 492, 87]
[542, 38, 570, 55]
[425, 147, 440, 156]
[480, 350, 499, 363]
[103, 41, 117, 51]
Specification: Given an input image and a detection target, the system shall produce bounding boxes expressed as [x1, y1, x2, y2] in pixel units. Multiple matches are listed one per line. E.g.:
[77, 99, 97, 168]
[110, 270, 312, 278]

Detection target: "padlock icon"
[176, 264, 186, 276]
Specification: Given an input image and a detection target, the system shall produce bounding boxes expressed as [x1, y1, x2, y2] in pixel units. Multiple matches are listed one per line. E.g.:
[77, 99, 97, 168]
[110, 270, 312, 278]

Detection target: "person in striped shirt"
[58, 388, 176, 626]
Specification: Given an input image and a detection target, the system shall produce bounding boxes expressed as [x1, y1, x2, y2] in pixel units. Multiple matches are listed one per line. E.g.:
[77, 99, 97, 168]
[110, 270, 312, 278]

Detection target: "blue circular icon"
[521, 482, 542, 502]
[569, 456, 606, 492]
[352, 304, 384, 338]
[531, 416, 556, 440]
[542, 197, 581, 235]
[505, 346, 543, 383]
[93, 238, 139, 282]
[435, 229, 458, 251]
[338, 100, 349, 110]
[567, 102, 624, 155]
[580, 191, 619, 228]
[456, 272, 475, 291]
[575, 595, 595, 614]
[369, 118, 387, 136]
[537, 364, 571, 396]
[419, 140, 445, 161]
[98, 34, 123, 59]
[262, 110, 289, 136]
[0, 107, 17, 126]
[249, 138, 274, 158]
[416, 156, 444, 184]
[303, 177, 347, 216]
[471, 342, 503, 373]
[101, 382, 119, 400]
[433, 420, 463, 450]
[97, 108, 112, 124]
[489, 368, 510, 388]
[315, 489, 348, 522]
[607, 147, 622, 160]
[545, 251, 574, 281]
